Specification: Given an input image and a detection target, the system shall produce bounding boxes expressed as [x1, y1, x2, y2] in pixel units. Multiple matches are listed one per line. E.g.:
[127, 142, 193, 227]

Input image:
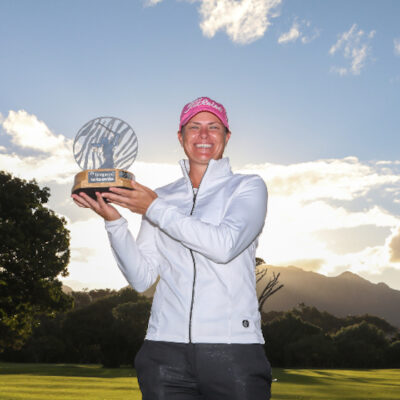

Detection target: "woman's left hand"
[101, 180, 158, 215]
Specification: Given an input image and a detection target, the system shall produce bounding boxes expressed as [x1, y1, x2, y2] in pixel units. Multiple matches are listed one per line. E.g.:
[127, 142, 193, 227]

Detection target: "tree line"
[1, 288, 399, 369]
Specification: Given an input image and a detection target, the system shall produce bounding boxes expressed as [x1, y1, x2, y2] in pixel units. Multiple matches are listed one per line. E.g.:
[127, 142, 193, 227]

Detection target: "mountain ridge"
[62, 265, 400, 328]
[259, 265, 400, 328]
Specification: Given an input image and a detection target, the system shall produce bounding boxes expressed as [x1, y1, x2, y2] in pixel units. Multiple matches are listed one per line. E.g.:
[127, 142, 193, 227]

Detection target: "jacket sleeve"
[105, 216, 161, 292]
[145, 176, 268, 264]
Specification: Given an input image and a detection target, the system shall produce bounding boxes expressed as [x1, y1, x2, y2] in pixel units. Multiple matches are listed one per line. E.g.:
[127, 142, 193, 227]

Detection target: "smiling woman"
[72, 96, 271, 400]
[178, 111, 231, 188]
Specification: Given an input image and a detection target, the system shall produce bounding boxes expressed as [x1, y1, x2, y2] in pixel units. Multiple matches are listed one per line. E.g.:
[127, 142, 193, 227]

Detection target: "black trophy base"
[71, 186, 133, 202]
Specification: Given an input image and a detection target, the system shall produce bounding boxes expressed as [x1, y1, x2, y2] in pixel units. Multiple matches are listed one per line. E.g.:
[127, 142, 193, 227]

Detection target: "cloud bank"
[1, 110, 400, 290]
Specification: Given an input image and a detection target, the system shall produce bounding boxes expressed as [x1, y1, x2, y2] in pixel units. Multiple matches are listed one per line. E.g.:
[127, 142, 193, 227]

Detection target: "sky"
[1, 0, 400, 290]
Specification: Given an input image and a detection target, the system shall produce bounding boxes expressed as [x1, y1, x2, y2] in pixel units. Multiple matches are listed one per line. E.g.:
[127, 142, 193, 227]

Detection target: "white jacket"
[105, 157, 268, 344]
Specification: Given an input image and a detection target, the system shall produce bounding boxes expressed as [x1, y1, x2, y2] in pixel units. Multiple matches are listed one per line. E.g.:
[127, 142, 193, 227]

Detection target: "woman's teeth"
[195, 144, 212, 148]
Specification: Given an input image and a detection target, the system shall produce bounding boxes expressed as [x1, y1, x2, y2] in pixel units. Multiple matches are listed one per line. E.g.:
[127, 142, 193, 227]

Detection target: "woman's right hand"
[71, 191, 121, 221]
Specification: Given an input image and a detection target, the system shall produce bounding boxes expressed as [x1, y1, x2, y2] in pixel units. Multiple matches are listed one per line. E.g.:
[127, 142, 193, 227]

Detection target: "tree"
[59, 287, 150, 367]
[291, 303, 344, 334]
[0, 171, 72, 351]
[112, 298, 152, 367]
[386, 341, 400, 368]
[255, 257, 265, 266]
[285, 333, 336, 368]
[332, 321, 388, 368]
[262, 312, 322, 367]
[256, 265, 284, 312]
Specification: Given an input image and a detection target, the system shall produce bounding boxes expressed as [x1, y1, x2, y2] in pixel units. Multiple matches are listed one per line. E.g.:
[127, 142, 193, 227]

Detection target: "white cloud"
[0, 150, 76, 184]
[198, 0, 282, 45]
[394, 38, 400, 56]
[278, 21, 300, 44]
[329, 24, 375, 75]
[278, 19, 319, 45]
[0, 110, 75, 183]
[143, 0, 163, 7]
[2, 110, 71, 154]
[241, 157, 400, 202]
[142, 0, 282, 45]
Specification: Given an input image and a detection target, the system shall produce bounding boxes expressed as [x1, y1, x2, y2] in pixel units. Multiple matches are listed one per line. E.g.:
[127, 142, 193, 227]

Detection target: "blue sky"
[1, 0, 400, 290]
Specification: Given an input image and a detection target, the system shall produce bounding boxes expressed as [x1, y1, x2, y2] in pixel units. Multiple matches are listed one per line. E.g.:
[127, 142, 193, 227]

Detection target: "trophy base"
[72, 168, 134, 201]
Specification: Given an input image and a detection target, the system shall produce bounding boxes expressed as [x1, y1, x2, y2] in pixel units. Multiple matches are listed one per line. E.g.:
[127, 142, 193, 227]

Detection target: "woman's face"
[178, 111, 231, 167]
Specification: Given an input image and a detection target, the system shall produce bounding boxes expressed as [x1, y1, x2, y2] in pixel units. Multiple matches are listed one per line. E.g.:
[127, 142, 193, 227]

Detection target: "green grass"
[271, 368, 400, 400]
[0, 362, 399, 400]
[0, 363, 140, 400]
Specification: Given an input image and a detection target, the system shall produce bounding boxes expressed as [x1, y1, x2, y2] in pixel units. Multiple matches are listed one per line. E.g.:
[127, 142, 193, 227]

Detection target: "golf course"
[0, 363, 399, 400]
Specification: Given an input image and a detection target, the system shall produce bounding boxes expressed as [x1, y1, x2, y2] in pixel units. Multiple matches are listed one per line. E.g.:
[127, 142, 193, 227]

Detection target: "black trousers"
[134, 340, 272, 400]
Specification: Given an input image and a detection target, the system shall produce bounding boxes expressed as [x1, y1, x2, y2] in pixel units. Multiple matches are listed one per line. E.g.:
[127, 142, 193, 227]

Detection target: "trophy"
[72, 116, 138, 200]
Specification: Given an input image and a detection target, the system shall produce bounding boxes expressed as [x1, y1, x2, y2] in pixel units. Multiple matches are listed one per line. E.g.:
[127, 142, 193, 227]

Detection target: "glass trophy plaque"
[71, 116, 138, 200]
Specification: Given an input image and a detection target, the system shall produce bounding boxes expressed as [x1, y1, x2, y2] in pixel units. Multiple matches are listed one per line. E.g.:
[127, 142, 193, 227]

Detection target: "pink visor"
[179, 97, 229, 131]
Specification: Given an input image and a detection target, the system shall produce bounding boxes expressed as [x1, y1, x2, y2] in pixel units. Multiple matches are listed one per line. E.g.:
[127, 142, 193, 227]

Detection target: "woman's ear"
[178, 130, 184, 146]
[225, 131, 231, 145]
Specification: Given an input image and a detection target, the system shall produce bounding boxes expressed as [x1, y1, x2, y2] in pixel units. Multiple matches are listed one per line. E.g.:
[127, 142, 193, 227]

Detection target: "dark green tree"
[332, 321, 388, 368]
[70, 291, 92, 309]
[0, 171, 72, 351]
[112, 298, 152, 367]
[59, 287, 150, 367]
[262, 312, 322, 367]
[385, 341, 400, 368]
[285, 333, 336, 368]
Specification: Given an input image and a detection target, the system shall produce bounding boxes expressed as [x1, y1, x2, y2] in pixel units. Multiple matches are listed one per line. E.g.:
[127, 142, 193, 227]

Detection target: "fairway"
[0, 363, 399, 400]
[271, 368, 400, 400]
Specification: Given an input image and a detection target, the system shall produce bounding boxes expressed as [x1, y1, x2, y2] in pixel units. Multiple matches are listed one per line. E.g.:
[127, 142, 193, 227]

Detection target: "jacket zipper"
[188, 201, 197, 343]
[186, 163, 209, 343]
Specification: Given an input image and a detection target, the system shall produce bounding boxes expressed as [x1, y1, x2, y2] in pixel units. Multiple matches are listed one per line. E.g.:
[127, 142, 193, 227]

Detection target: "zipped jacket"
[105, 157, 268, 344]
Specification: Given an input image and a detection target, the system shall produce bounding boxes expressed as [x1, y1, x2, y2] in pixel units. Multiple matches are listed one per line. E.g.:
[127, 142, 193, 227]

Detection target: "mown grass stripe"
[1, 363, 399, 400]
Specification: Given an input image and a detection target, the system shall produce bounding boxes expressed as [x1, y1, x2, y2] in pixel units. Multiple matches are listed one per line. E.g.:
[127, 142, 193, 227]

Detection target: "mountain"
[62, 265, 400, 329]
[258, 265, 400, 328]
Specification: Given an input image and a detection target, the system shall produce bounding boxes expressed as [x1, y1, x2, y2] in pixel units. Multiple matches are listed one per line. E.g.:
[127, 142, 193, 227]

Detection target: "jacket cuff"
[104, 216, 126, 231]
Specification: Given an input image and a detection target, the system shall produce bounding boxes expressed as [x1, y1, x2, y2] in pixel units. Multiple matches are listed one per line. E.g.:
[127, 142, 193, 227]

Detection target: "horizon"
[1, 0, 400, 290]
[61, 263, 399, 292]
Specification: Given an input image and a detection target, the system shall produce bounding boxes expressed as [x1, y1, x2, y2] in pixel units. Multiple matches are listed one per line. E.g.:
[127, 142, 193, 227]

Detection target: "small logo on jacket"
[242, 320, 249, 328]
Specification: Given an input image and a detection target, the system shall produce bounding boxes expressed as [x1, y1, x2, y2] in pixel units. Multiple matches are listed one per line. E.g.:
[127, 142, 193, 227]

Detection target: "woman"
[72, 96, 272, 399]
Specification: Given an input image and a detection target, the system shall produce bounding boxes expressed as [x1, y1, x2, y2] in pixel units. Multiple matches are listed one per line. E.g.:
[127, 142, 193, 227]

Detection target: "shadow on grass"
[0, 362, 137, 379]
[271, 368, 380, 386]
[272, 369, 322, 385]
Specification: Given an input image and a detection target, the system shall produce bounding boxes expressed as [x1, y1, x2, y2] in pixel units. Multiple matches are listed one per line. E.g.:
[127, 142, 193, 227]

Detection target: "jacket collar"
[179, 157, 233, 188]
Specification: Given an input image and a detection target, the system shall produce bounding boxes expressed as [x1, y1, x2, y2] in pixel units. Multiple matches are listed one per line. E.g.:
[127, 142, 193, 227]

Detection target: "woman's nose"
[200, 126, 209, 137]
